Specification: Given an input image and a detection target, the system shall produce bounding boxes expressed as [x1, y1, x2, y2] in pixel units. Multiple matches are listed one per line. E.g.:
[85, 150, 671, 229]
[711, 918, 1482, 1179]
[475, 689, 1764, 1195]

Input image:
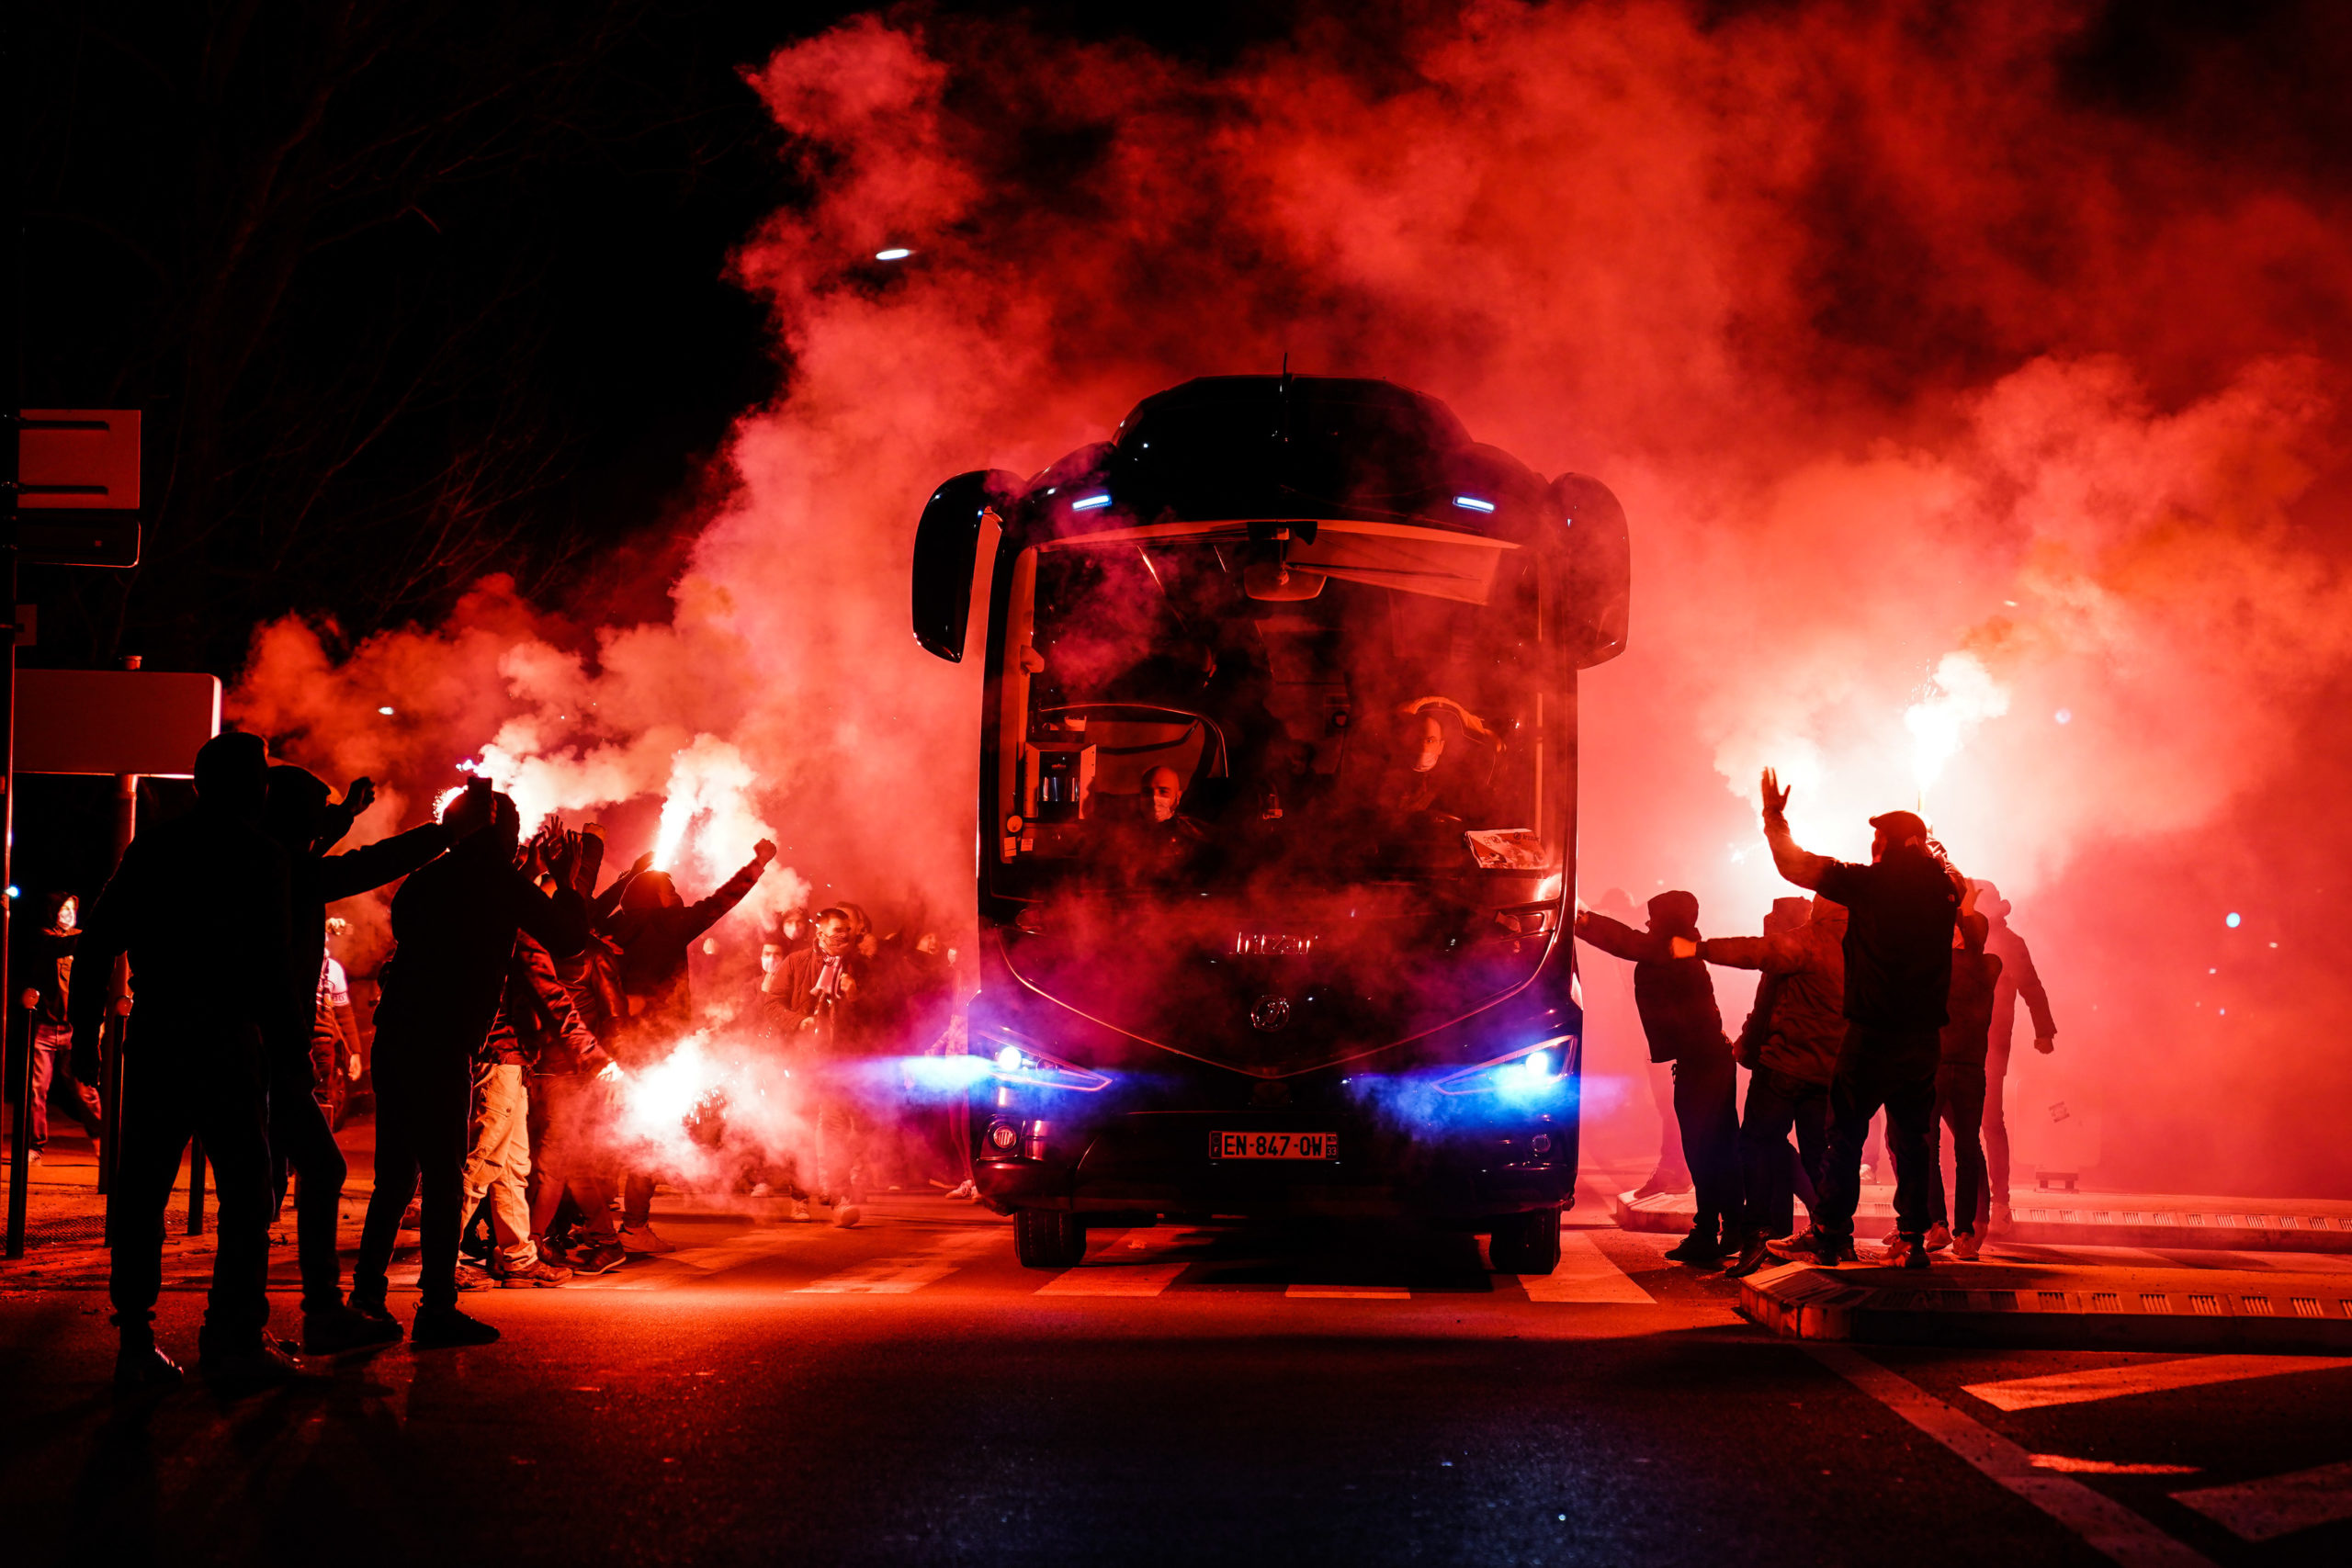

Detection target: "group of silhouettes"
[1575, 771, 2057, 1276]
[73, 735, 788, 1393]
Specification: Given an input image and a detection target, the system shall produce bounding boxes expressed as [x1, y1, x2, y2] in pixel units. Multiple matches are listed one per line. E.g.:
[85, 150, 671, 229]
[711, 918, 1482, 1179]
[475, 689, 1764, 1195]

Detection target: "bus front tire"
[1013, 1207, 1086, 1269]
[1487, 1209, 1562, 1275]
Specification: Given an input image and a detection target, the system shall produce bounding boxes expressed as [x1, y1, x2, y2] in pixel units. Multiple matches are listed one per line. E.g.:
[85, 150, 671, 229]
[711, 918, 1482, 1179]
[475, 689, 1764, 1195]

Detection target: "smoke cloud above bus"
[232, 2, 2352, 1196]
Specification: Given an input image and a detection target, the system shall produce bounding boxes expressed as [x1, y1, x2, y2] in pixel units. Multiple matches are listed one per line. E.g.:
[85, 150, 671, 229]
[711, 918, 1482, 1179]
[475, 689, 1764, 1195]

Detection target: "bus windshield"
[998, 519, 1562, 897]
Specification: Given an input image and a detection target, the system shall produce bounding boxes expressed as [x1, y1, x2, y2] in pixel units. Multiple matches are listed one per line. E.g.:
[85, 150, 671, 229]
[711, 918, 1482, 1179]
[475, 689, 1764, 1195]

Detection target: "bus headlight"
[1434, 1035, 1576, 1098]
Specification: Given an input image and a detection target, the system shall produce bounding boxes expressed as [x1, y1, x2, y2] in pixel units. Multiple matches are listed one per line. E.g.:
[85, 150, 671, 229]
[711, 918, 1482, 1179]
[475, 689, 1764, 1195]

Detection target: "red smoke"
[236, 2, 2352, 1195]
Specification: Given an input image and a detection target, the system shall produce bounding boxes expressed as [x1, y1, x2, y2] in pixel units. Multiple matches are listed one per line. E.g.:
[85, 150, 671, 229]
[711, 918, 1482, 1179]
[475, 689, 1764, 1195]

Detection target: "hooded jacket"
[1573, 894, 1729, 1065]
[1700, 898, 1849, 1086]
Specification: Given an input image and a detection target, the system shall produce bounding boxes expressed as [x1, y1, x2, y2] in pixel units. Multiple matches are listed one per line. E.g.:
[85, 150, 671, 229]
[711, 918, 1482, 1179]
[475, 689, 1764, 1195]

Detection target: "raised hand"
[1760, 768, 1792, 822]
[752, 839, 778, 866]
[342, 777, 377, 816]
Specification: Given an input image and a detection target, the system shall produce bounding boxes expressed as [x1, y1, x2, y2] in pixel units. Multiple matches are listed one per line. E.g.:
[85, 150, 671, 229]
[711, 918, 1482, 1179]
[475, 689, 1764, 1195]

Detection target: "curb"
[1614, 1190, 2352, 1254]
[1740, 1260, 2352, 1354]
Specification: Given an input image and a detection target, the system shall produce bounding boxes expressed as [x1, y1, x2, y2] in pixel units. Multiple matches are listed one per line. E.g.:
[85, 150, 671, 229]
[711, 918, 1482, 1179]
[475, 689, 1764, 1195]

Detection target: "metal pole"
[1, 0, 25, 1261]
[97, 656, 138, 1198]
[186, 1139, 204, 1235]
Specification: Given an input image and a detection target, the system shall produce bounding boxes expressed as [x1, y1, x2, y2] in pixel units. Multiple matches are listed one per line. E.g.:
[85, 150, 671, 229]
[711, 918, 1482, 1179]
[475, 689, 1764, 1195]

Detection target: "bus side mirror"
[1549, 472, 1629, 670]
[911, 469, 1022, 662]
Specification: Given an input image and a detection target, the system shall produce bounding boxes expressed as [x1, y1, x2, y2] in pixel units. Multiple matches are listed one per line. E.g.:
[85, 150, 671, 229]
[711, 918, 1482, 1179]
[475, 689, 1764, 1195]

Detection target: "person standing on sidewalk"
[262, 764, 455, 1353]
[1971, 880, 2057, 1233]
[1756, 772, 1963, 1270]
[351, 783, 587, 1347]
[1696, 895, 1847, 1276]
[70, 732, 299, 1393]
[1930, 908, 2003, 1258]
[1572, 892, 1740, 1266]
[14, 892, 104, 1159]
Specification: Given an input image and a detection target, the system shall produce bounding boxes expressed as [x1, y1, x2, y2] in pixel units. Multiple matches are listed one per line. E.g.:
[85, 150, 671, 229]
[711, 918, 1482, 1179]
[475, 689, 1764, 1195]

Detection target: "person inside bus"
[1136, 764, 1212, 881]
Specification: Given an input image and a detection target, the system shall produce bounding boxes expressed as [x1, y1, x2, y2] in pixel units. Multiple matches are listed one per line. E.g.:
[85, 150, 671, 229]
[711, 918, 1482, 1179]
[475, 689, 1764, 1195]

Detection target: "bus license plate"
[1211, 1131, 1337, 1161]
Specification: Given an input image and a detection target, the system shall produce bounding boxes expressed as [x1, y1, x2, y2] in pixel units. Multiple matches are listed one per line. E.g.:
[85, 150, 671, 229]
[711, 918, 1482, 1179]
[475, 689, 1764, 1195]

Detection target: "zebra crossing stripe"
[1518, 1230, 1656, 1303]
[1037, 1226, 1202, 1297]
[795, 1228, 1000, 1293]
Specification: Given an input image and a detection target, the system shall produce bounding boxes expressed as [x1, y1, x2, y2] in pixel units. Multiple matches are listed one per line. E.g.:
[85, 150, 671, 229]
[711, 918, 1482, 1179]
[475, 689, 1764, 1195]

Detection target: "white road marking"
[2030, 1456, 2200, 1476]
[795, 1228, 1000, 1294]
[1517, 1230, 1656, 1304]
[1808, 1345, 2215, 1568]
[1962, 1356, 2352, 1412]
[2172, 1460, 2352, 1541]
[1036, 1227, 1196, 1297]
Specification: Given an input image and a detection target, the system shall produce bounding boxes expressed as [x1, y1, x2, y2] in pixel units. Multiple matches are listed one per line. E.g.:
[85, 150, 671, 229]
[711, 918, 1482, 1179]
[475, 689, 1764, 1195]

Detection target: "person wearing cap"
[1754, 774, 1964, 1269]
[1695, 895, 1848, 1276]
[1574, 891, 1739, 1265]
[1969, 879, 2057, 1234]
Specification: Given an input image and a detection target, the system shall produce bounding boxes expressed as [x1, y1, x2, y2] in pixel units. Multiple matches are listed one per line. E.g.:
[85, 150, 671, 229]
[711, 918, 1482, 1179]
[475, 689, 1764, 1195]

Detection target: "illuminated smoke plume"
[234, 3, 2352, 1193]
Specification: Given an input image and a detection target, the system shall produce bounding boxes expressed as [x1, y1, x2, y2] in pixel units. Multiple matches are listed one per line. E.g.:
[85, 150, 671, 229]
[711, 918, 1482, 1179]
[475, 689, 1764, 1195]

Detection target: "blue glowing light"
[875, 247, 912, 261]
[3, 886, 16, 900]
[2225, 911, 2242, 929]
[1070, 493, 1113, 511]
[1452, 495, 1496, 513]
[1522, 1050, 1555, 1082]
[996, 1044, 1025, 1071]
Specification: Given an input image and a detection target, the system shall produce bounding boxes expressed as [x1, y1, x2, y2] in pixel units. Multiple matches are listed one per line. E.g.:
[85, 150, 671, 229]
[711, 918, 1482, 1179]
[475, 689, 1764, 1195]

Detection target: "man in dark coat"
[70, 732, 297, 1392]
[1971, 879, 2057, 1232]
[1931, 909, 2003, 1256]
[1574, 891, 1738, 1264]
[1699, 896, 1848, 1275]
[603, 841, 775, 1250]
[261, 764, 452, 1351]
[763, 906, 875, 1224]
[1757, 772, 1963, 1269]
[350, 785, 587, 1347]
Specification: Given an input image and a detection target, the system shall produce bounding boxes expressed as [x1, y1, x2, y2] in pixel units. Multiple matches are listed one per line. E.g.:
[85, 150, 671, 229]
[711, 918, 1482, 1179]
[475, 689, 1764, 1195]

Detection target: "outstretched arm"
[1760, 769, 1834, 891]
[1572, 909, 1671, 964]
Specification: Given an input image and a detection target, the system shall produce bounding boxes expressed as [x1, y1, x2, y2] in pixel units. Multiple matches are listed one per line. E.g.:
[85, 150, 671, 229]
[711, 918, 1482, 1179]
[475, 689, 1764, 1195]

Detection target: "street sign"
[17, 410, 141, 507]
[16, 410, 142, 566]
[15, 668, 220, 777]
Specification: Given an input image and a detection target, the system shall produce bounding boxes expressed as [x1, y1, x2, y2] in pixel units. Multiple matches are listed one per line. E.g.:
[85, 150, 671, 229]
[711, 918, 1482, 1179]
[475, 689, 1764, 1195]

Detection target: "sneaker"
[1723, 1231, 1776, 1279]
[1883, 1235, 1934, 1269]
[1632, 1167, 1692, 1200]
[947, 1180, 978, 1202]
[114, 1341, 186, 1394]
[1857, 1165, 1875, 1186]
[347, 1292, 400, 1334]
[1951, 1228, 1983, 1260]
[787, 1197, 814, 1223]
[199, 1339, 319, 1392]
[750, 1181, 773, 1197]
[304, 1302, 403, 1354]
[1663, 1228, 1726, 1265]
[453, 1263, 494, 1292]
[1766, 1228, 1824, 1261]
[410, 1306, 501, 1348]
[619, 1223, 676, 1255]
[1924, 1221, 1953, 1253]
[1812, 1235, 1860, 1266]
[1988, 1201, 2015, 1236]
[500, 1258, 573, 1288]
[570, 1243, 628, 1276]
[831, 1203, 862, 1229]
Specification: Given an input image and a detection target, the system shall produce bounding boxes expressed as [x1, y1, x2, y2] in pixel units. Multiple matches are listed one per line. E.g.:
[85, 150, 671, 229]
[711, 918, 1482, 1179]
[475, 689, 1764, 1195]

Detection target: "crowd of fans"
[18, 737, 972, 1392]
[1577, 771, 2058, 1277]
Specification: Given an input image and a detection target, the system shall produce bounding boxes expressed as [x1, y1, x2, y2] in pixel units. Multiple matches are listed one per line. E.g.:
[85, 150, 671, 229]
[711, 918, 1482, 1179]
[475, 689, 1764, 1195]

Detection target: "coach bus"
[909, 375, 1629, 1270]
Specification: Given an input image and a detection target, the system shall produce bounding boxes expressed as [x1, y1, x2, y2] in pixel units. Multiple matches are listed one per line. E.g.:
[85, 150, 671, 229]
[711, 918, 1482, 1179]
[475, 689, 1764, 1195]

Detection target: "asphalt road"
[4, 1201, 2349, 1566]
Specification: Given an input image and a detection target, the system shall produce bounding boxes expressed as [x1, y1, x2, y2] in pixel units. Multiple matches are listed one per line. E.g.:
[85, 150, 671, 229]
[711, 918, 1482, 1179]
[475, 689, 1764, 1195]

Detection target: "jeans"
[1671, 1050, 1741, 1235]
[462, 1063, 537, 1269]
[1985, 1041, 2014, 1209]
[1737, 1066, 1830, 1237]
[107, 1038, 274, 1351]
[26, 1023, 103, 1146]
[1815, 1026, 1942, 1246]
[528, 1073, 620, 1244]
[1931, 1063, 1989, 1235]
[355, 1047, 473, 1312]
[269, 1057, 351, 1311]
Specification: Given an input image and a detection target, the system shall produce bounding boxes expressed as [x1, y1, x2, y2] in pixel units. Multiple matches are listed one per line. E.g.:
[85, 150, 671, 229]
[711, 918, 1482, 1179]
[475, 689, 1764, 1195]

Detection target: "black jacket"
[372, 834, 589, 1064]
[69, 806, 290, 1080]
[1574, 912, 1729, 1065]
[271, 822, 450, 1073]
[1815, 847, 1963, 1033]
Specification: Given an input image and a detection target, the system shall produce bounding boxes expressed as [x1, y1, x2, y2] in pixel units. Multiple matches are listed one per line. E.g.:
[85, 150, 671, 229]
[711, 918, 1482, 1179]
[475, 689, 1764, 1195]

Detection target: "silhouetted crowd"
[1576, 771, 2057, 1276]
[55, 736, 969, 1393]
